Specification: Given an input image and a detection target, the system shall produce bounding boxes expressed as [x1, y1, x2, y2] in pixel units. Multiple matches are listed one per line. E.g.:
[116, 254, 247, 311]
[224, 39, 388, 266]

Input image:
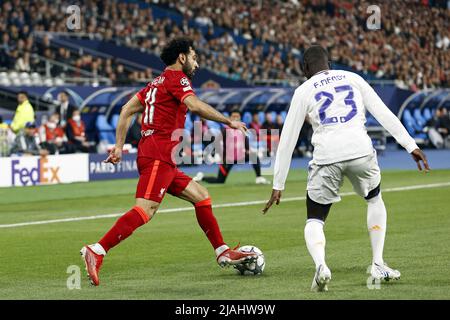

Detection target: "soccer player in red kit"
[80, 37, 257, 286]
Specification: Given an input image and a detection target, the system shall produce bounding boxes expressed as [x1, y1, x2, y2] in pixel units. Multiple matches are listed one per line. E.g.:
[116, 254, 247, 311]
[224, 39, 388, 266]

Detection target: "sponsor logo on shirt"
[152, 76, 165, 85]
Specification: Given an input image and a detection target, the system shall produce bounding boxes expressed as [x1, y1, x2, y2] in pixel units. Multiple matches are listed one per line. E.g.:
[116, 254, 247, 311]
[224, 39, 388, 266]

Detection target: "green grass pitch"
[0, 168, 449, 300]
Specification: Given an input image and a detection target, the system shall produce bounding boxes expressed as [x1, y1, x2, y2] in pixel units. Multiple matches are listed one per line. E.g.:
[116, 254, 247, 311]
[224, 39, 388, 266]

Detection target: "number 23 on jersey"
[315, 85, 357, 125]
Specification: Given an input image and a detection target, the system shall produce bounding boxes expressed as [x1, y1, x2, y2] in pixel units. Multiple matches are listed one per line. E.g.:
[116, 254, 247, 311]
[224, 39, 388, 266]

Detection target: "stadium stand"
[0, 0, 448, 88]
[0, 0, 449, 158]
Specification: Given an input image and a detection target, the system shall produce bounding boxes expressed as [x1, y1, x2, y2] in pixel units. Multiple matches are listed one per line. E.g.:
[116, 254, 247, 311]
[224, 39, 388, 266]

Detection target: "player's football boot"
[311, 264, 331, 292]
[80, 245, 104, 286]
[193, 171, 204, 182]
[217, 245, 258, 268]
[370, 262, 401, 281]
[255, 176, 271, 185]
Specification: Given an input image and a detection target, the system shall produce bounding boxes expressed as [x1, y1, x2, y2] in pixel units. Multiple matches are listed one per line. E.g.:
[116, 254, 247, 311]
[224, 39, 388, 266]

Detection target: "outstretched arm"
[357, 78, 430, 171]
[104, 95, 143, 164]
[183, 95, 247, 134]
[263, 88, 307, 214]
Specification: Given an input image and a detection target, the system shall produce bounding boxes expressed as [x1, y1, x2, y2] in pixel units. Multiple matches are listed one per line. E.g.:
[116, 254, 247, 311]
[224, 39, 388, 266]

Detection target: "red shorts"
[135, 157, 192, 203]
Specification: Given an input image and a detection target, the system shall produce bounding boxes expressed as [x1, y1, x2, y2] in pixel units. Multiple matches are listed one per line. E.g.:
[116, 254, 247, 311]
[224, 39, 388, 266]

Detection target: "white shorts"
[307, 151, 381, 204]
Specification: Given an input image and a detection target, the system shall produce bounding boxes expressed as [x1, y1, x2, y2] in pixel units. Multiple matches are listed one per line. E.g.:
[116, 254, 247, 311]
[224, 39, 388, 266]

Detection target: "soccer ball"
[233, 245, 265, 275]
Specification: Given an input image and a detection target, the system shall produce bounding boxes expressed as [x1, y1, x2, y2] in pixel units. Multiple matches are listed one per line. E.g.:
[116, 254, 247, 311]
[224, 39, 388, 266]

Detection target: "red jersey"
[136, 68, 195, 166]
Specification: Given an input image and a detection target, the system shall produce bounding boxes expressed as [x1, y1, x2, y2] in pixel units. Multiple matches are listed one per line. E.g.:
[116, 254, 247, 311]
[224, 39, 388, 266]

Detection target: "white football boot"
[255, 176, 271, 185]
[311, 264, 331, 292]
[370, 262, 401, 281]
[193, 171, 204, 182]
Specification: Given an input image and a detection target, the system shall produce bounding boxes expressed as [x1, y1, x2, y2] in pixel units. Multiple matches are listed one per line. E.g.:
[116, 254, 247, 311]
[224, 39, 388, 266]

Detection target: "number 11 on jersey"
[144, 88, 157, 125]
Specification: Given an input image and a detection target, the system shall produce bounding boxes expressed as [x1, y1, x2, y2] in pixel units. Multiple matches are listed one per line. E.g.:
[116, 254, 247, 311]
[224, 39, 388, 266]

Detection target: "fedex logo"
[11, 157, 61, 186]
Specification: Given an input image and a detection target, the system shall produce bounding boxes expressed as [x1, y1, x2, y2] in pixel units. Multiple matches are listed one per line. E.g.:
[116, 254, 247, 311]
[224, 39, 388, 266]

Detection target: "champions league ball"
[233, 245, 265, 275]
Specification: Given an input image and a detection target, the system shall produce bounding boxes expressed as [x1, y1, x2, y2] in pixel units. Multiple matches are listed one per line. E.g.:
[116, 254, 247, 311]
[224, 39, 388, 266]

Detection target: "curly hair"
[160, 37, 195, 66]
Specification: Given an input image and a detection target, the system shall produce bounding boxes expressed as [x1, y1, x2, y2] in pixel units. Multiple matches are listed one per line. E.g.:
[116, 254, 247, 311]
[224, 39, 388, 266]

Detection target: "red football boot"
[217, 245, 258, 268]
[80, 245, 104, 286]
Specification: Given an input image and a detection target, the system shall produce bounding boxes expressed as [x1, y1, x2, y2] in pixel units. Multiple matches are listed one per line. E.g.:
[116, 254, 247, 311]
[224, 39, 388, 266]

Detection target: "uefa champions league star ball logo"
[180, 77, 190, 86]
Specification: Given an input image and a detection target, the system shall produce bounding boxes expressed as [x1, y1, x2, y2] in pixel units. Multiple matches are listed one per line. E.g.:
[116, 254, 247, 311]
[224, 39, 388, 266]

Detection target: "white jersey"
[273, 69, 418, 190]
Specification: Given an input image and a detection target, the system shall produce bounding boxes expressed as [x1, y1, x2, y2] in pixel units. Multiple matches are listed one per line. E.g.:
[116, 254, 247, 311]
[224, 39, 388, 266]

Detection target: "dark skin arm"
[262, 148, 430, 215]
[411, 148, 430, 172]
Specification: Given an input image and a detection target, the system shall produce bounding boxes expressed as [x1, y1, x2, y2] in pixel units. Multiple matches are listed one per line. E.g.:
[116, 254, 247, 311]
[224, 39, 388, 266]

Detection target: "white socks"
[89, 243, 107, 256]
[304, 219, 327, 269]
[366, 193, 387, 265]
[215, 244, 229, 257]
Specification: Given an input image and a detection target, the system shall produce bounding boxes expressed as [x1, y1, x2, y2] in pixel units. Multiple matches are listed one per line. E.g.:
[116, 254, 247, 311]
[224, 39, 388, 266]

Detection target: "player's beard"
[182, 61, 195, 80]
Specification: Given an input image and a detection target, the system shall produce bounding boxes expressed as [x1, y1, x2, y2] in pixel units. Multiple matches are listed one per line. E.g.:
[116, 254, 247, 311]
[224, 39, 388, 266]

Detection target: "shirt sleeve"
[355, 75, 418, 153]
[136, 85, 150, 107]
[168, 73, 195, 103]
[273, 88, 308, 191]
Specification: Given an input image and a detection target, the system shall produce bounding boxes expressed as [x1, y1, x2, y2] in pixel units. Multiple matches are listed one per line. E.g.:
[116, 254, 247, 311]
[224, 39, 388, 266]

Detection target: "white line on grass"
[1, 181, 449, 229]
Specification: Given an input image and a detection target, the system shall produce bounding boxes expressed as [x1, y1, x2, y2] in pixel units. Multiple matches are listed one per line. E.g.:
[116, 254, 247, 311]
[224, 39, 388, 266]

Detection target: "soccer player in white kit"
[262, 45, 430, 292]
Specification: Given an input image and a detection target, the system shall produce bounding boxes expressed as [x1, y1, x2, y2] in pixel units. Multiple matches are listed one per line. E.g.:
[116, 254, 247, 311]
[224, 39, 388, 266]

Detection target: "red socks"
[98, 206, 150, 253]
[194, 198, 225, 249]
[97, 198, 224, 253]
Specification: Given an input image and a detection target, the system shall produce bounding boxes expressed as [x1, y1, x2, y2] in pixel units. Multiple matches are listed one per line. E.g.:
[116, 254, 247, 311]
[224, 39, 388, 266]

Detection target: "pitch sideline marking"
[1, 181, 449, 229]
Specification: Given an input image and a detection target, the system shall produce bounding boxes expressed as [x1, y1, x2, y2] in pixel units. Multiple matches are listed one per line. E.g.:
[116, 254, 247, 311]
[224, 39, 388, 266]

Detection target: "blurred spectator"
[15, 51, 31, 72]
[426, 107, 450, 148]
[10, 91, 35, 134]
[39, 113, 75, 154]
[115, 64, 130, 86]
[261, 112, 277, 154]
[249, 113, 262, 133]
[56, 91, 76, 127]
[274, 114, 284, 132]
[10, 122, 48, 156]
[66, 110, 97, 153]
[126, 113, 142, 148]
[0, 0, 447, 88]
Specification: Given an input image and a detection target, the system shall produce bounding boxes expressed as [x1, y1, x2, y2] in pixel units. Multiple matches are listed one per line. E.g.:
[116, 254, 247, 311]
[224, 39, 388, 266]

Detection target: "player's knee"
[135, 199, 159, 219]
[306, 192, 332, 222]
[365, 184, 381, 201]
[195, 184, 210, 203]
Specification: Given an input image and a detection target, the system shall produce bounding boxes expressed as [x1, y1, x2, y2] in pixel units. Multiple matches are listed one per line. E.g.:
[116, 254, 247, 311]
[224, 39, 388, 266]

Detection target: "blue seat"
[271, 111, 277, 123]
[206, 120, 222, 134]
[413, 108, 426, 128]
[242, 112, 252, 126]
[96, 115, 115, 144]
[111, 114, 120, 128]
[423, 108, 432, 121]
[258, 111, 265, 125]
[185, 115, 193, 132]
[402, 110, 417, 136]
[366, 113, 380, 126]
[206, 120, 221, 129]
